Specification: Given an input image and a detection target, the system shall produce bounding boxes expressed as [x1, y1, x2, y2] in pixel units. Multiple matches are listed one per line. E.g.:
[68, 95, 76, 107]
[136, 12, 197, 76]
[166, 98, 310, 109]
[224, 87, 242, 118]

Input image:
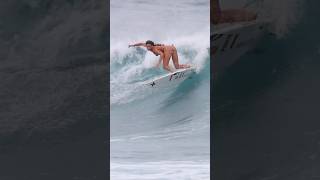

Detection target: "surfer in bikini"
[129, 40, 190, 72]
[211, 0, 257, 24]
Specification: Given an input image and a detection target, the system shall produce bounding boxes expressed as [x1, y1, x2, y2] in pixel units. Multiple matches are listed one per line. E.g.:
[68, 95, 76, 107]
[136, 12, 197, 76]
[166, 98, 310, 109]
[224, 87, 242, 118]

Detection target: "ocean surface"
[214, 0, 320, 179]
[110, 0, 210, 179]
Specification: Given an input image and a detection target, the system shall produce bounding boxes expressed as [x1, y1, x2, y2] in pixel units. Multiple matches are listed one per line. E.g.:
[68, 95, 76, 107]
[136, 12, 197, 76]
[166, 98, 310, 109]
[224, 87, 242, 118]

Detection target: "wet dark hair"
[145, 40, 155, 46]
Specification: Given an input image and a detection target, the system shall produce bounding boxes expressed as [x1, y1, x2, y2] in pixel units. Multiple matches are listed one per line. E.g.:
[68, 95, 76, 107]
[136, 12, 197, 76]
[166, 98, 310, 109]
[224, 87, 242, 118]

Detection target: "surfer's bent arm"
[129, 42, 146, 48]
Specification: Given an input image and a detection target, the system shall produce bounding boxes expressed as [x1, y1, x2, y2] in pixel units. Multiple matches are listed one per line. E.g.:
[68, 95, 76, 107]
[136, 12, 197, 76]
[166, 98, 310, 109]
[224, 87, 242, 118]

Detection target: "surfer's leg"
[172, 49, 190, 69]
[163, 52, 172, 72]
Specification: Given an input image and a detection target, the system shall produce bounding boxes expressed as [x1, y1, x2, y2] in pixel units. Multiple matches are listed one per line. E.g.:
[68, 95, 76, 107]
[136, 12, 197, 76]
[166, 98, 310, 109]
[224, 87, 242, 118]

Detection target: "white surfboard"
[144, 67, 196, 88]
[211, 20, 271, 74]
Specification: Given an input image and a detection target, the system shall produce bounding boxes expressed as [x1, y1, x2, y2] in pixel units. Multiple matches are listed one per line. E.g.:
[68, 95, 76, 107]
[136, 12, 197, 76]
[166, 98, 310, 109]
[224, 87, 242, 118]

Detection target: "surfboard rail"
[143, 67, 196, 88]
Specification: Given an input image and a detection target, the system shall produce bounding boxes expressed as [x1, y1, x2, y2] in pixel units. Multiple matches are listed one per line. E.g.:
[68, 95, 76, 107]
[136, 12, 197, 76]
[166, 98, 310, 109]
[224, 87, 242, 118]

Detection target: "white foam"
[111, 161, 210, 180]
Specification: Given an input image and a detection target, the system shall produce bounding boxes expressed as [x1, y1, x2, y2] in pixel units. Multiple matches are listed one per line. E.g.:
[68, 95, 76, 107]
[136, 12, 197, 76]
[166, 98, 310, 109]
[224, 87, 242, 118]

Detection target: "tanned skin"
[129, 42, 190, 72]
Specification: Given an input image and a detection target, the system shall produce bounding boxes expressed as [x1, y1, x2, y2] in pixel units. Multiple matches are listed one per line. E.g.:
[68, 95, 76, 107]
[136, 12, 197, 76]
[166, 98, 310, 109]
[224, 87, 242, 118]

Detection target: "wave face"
[110, 0, 210, 179]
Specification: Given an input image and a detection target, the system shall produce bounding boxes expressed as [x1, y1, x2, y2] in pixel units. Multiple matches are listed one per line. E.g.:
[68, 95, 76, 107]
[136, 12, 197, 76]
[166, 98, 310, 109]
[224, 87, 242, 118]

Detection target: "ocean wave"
[111, 161, 210, 180]
[110, 30, 210, 105]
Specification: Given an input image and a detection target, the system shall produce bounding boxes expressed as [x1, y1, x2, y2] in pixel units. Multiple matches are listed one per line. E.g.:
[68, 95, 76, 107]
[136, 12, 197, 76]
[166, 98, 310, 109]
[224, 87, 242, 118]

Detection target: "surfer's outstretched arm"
[128, 42, 146, 48]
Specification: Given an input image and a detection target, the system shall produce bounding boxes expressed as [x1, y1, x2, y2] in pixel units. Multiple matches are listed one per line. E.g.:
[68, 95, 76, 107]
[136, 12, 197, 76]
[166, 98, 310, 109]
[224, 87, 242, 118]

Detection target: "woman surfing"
[129, 40, 191, 73]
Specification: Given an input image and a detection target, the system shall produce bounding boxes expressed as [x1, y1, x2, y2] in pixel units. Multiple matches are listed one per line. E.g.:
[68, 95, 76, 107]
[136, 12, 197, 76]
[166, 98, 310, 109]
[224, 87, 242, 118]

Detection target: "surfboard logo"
[150, 81, 156, 87]
[169, 72, 185, 81]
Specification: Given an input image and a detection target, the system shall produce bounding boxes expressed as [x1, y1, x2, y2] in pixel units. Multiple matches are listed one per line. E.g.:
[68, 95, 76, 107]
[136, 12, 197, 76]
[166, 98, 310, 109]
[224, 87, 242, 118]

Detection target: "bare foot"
[180, 64, 191, 69]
